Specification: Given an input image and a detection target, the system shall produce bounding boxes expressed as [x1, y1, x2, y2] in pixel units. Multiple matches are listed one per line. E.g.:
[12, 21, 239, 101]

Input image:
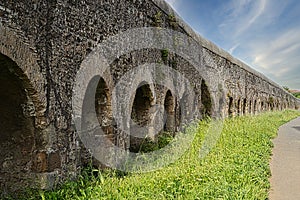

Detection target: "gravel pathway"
[269, 117, 300, 200]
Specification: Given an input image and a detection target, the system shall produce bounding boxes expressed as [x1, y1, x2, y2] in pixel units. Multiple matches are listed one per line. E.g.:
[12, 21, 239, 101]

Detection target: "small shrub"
[168, 14, 178, 29]
[139, 131, 174, 153]
[161, 48, 169, 63]
[152, 11, 163, 27]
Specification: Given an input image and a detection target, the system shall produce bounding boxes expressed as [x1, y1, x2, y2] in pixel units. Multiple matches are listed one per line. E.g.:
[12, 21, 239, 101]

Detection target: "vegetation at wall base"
[293, 92, 300, 98]
[8, 110, 300, 200]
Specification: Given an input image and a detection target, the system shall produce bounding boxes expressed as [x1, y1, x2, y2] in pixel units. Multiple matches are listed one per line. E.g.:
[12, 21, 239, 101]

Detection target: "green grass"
[293, 92, 300, 98]
[15, 110, 300, 200]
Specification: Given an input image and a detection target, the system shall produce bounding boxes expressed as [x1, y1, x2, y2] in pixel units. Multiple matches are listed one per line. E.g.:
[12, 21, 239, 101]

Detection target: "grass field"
[14, 110, 300, 200]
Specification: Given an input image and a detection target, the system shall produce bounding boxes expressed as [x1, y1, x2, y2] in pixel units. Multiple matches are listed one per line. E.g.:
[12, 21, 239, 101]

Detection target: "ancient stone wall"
[0, 0, 299, 195]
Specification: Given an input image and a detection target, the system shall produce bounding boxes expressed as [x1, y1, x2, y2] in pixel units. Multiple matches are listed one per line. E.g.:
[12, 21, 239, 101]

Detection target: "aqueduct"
[0, 0, 299, 194]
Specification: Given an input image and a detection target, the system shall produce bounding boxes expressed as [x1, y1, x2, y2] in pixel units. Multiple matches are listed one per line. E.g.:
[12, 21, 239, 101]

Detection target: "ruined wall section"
[151, 0, 299, 115]
[0, 0, 299, 194]
[202, 48, 299, 117]
[0, 0, 208, 192]
[0, 1, 60, 192]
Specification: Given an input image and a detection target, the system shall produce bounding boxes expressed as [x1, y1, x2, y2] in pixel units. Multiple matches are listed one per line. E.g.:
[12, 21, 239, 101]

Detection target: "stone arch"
[0, 53, 39, 191]
[164, 90, 175, 133]
[178, 91, 189, 125]
[80, 74, 115, 169]
[278, 100, 281, 110]
[253, 99, 257, 114]
[261, 101, 265, 111]
[95, 77, 113, 142]
[270, 101, 274, 111]
[200, 79, 212, 117]
[283, 102, 287, 110]
[267, 101, 270, 111]
[278, 99, 282, 110]
[236, 99, 241, 116]
[0, 27, 46, 126]
[228, 96, 234, 117]
[274, 99, 278, 110]
[248, 100, 252, 114]
[280, 102, 284, 110]
[130, 82, 154, 152]
[281, 101, 284, 110]
[242, 98, 247, 115]
[0, 27, 50, 193]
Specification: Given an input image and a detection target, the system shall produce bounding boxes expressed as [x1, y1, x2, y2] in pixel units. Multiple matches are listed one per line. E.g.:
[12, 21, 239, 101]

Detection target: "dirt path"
[269, 117, 300, 200]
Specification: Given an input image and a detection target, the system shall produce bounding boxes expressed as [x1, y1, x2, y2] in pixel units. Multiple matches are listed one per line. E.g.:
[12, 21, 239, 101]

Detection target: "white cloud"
[164, 0, 181, 10]
[249, 28, 300, 88]
[253, 28, 300, 68]
[229, 43, 240, 54]
[215, 0, 300, 88]
[248, 0, 267, 24]
[220, 0, 268, 37]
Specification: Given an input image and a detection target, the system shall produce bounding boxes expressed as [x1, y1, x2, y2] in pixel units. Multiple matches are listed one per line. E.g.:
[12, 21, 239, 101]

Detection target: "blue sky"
[165, 0, 300, 90]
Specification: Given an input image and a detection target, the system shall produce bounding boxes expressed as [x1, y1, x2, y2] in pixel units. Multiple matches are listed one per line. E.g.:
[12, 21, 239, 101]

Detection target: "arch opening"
[249, 100, 252, 114]
[0, 53, 35, 190]
[130, 83, 154, 152]
[228, 96, 234, 117]
[242, 99, 247, 115]
[95, 77, 113, 142]
[237, 99, 241, 115]
[200, 80, 212, 117]
[163, 90, 175, 133]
